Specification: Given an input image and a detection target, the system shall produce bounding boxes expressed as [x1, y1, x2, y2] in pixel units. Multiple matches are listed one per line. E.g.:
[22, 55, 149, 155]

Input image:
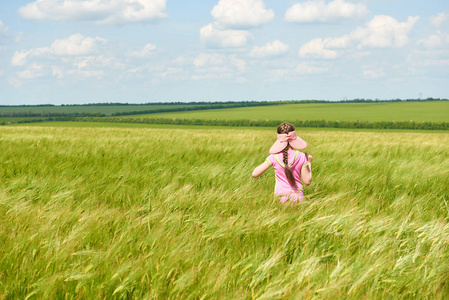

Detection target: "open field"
[1, 125, 449, 298]
[127, 101, 449, 123]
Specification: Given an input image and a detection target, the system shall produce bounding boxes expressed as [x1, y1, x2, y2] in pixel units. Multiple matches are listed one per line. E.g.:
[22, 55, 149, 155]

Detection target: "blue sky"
[0, 0, 448, 105]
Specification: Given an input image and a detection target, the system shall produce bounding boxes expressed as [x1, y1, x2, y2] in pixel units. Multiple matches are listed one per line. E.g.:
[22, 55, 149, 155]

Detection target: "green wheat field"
[124, 101, 449, 122]
[1, 124, 449, 299]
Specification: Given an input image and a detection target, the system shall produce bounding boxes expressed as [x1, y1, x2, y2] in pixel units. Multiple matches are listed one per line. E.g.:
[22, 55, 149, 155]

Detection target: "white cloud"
[285, 0, 369, 23]
[10, 33, 124, 80]
[11, 33, 105, 67]
[17, 63, 48, 79]
[299, 15, 419, 59]
[250, 40, 289, 58]
[12, 50, 34, 66]
[430, 12, 449, 28]
[351, 15, 419, 49]
[11, 48, 50, 66]
[51, 33, 105, 56]
[200, 23, 252, 48]
[52, 65, 105, 79]
[211, 0, 274, 29]
[324, 35, 352, 49]
[407, 50, 449, 71]
[128, 43, 157, 57]
[194, 53, 226, 67]
[18, 0, 167, 25]
[200, 0, 273, 49]
[192, 53, 246, 80]
[419, 31, 449, 48]
[419, 12, 449, 50]
[299, 38, 339, 59]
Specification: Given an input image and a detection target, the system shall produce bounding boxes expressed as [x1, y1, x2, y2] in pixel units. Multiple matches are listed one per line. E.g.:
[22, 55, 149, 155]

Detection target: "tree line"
[0, 112, 105, 118]
[110, 102, 281, 116]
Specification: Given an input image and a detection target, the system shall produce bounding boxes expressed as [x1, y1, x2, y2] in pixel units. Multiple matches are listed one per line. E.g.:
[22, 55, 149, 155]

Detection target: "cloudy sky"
[0, 0, 448, 105]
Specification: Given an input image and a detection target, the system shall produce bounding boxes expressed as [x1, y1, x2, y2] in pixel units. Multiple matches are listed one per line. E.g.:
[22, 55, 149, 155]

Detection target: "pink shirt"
[267, 150, 307, 201]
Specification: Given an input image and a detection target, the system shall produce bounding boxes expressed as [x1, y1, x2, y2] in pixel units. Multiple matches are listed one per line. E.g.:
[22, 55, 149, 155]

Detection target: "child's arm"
[252, 161, 271, 178]
[301, 153, 313, 185]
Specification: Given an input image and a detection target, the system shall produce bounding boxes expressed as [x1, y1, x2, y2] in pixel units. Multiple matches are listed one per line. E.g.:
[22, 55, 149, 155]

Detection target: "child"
[252, 122, 313, 203]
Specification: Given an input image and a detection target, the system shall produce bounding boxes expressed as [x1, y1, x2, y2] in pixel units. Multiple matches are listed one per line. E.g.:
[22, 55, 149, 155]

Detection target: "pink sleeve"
[266, 155, 275, 166]
[298, 152, 307, 167]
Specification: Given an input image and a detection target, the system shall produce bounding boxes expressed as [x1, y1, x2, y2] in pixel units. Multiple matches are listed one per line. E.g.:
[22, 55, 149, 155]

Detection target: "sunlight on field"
[128, 101, 449, 123]
[1, 126, 448, 298]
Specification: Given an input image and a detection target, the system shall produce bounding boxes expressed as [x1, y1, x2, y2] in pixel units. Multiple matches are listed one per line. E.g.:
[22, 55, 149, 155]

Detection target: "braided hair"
[277, 123, 297, 189]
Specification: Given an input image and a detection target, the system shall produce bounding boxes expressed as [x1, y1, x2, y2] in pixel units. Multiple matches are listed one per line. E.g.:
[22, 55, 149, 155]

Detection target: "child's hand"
[305, 153, 313, 163]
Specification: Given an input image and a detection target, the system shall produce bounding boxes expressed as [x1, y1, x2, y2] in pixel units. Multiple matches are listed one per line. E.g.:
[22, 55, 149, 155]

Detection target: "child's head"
[277, 122, 295, 135]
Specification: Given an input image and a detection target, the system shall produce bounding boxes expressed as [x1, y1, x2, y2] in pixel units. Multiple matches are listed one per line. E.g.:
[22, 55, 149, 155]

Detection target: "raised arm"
[301, 153, 313, 186]
[252, 160, 271, 178]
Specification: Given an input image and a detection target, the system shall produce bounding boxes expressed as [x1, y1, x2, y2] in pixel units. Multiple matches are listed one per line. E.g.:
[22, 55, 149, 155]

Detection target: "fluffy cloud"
[10, 33, 124, 80]
[211, 0, 274, 29]
[12, 48, 47, 66]
[418, 12, 449, 49]
[11, 50, 32, 66]
[11, 34, 105, 66]
[299, 36, 351, 59]
[430, 12, 449, 28]
[17, 63, 48, 79]
[192, 53, 246, 80]
[249, 40, 289, 58]
[194, 53, 246, 72]
[285, 0, 369, 23]
[299, 39, 337, 59]
[200, 0, 273, 49]
[351, 15, 419, 49]
[200, 23, 253, 48]
[299, 15, 419, 59]
[406, 48, 449, 73]
[18, 0, 167, 25]
[419, 31, 449, 48]
[51, 33, 105, 56]
[128, 43, 157, 57]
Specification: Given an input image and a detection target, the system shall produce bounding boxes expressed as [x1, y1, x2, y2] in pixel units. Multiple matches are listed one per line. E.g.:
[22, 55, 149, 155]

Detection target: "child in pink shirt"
[252, 122, 313, 203]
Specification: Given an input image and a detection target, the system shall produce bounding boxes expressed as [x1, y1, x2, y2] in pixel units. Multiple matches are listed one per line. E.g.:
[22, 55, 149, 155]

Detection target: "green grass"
[1, 126, 449, 298]
[128, 101, 449, 123]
